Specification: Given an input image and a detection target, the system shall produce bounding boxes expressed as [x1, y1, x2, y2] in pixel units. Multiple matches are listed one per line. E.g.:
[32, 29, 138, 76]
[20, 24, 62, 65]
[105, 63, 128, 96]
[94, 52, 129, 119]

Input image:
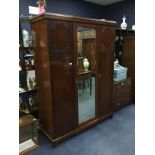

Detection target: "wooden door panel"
[98, 52, 113, 115]
[97, 27, 115, 116]
[122, 37, 135, 102]
[50, 60, 77, 137]
[122, 37, 135, 78]
[47, 20, 78, 137]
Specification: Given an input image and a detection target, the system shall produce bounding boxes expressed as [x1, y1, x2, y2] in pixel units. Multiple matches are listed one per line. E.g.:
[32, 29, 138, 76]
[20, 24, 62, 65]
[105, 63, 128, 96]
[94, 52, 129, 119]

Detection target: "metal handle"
[69, 62, 72, 66]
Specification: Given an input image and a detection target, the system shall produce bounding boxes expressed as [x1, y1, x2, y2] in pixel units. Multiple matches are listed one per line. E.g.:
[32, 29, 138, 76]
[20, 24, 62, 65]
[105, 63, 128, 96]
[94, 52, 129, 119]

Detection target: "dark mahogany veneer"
[30, 12, 116, 144]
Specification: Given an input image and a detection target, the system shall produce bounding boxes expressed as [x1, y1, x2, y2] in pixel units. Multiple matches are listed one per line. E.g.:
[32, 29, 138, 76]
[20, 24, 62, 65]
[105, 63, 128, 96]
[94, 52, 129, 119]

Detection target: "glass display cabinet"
[19, 114, 39, 155]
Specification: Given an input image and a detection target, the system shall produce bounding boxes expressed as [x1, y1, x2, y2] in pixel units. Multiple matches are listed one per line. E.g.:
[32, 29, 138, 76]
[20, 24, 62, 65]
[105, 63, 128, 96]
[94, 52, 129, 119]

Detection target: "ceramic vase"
[120, 15, 127, 30]
[83, 58, 89, 71]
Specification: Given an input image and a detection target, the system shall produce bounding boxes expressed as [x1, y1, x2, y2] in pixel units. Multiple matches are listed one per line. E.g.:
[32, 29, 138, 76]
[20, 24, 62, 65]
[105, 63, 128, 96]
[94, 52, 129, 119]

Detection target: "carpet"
[26, 104, 135, 155]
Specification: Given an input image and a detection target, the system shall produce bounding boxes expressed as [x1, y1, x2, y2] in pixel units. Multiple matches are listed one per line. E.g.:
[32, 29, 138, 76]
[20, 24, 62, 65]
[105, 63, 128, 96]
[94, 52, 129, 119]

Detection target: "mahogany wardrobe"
[30, 12, 116, 144]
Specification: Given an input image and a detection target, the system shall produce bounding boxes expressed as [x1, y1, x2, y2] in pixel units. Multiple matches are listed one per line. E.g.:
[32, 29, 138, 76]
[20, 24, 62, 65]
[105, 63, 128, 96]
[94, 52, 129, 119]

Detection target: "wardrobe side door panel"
[122, 37, 135, 78]
[122, 37, 135, 102]
[47, 20, 78, 138]
[31, 20, 53, 136]
[97, 26, 115, 116]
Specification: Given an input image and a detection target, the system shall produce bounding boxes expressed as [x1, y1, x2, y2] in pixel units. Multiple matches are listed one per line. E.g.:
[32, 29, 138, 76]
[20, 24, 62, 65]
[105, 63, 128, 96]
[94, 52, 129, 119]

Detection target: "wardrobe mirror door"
[76, 27, 96, 124]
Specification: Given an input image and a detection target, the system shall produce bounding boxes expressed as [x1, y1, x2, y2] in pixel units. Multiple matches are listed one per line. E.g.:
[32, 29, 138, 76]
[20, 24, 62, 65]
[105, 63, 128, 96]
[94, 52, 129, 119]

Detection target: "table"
[76, 70, 92, 95]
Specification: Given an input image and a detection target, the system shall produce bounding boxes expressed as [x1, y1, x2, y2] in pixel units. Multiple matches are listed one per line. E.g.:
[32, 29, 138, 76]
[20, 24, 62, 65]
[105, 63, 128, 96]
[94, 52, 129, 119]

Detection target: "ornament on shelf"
[120, 15, 127, 30]
[32, 77, 36, 89]
[31, 59, 35, 68]
[37, 0, 46, 14]
[132, 25, 135, 30]
[22, 30, 29, 47]
[114, 59, 119, 68]
[29, 78, 33, 89]
[19, 59, 22, 71]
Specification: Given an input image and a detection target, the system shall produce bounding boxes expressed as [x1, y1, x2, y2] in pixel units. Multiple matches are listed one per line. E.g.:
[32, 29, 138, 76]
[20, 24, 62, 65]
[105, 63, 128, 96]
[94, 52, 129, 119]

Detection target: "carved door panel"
[47, 20, 78, 137]
[97, 27, 115, 116]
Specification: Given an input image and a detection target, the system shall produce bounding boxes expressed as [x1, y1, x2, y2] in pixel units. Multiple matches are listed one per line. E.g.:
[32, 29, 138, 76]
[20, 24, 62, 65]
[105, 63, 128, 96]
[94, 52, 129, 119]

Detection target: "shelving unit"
[19, 16, 39, 154]
[19, 88, 37, 95]
[115, 28, 135, 64]
[19, 16, 38, 118]
[114, 28, 135, 105]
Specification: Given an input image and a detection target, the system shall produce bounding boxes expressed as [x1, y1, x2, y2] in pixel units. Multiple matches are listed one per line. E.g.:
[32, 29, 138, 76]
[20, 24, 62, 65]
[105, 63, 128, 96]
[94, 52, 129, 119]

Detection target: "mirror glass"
[76, 27, 96, 124]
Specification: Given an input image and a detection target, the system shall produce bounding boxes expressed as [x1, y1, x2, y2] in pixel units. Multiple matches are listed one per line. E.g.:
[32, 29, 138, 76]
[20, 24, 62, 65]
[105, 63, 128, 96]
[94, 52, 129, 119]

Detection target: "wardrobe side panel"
[31, 20, 53, 136]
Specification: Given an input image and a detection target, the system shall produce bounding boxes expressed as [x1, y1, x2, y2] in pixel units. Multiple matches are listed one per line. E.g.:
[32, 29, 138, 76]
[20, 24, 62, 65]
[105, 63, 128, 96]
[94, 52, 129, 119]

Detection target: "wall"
[19, 0, 37, 16]
[19, 0, 135, 28]
[103, 0, 135, 28]
[19, 0, 105, 19]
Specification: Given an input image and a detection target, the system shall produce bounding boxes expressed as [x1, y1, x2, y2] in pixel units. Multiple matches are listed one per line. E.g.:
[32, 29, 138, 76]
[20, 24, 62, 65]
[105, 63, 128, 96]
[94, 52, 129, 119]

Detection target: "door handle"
[68, 62, 73, 69]
[69, 62, 72, 66]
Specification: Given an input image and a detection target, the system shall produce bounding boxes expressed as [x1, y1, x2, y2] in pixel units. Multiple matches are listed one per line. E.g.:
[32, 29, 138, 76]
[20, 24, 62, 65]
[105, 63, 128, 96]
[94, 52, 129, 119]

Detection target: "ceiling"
[84, 0, 124, 6]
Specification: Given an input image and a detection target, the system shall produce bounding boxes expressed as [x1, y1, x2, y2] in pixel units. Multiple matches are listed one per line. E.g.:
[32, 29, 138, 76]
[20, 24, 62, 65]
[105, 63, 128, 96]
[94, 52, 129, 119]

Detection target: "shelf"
[116, 29, 135, 36]
[19, 46, 33, 49]
[19, 69, 25, 72]
[19, 69, 35, 72]
[24, 54, 34, 58]
[19, 114, 39, 154]
[116, 28, 135, 32]
[19, 132, 32, 143]
[19, 111, 30, 117]
[26, 69, 35, 71]
[20, 114, 37, 127]
[19, 16, 32, 22]
[19, 138, 38, 154]
[19, 89, 37, 95]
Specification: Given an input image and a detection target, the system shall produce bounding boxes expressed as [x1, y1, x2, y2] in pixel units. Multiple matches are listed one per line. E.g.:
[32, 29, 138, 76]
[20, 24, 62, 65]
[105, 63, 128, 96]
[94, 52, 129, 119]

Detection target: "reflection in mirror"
[77, 27, 96, 124]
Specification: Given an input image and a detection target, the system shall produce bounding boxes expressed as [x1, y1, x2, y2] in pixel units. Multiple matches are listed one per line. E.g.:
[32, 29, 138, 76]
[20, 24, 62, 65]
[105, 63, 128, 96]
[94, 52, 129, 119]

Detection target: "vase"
[22, 30, 29, 47]
[83, 58, 89, 71]
[120, 15, 127, 30]
[132, 25, 135, 30]
[39, 5, 46, 14]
